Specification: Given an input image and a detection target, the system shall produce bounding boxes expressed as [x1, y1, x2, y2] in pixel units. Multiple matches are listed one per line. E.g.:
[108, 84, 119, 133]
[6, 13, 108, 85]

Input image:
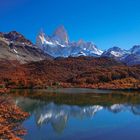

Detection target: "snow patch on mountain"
[36, 26, 103, 58]
[102, 46, 129, 58]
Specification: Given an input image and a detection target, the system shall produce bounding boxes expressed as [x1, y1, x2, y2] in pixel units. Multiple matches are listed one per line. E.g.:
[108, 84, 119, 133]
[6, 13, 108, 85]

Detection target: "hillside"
[0, 31, 52, 63]
[0, 57, 140, 89]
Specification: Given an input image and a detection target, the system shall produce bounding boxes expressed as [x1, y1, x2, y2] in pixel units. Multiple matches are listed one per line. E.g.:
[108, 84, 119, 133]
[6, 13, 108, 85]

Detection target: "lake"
[5, 88, 140, 140]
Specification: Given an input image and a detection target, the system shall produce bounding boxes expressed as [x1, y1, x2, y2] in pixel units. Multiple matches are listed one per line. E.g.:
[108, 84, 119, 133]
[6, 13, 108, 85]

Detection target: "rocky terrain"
[36, 26, 103, 57]
[0, 31, 52, 63]
[1, 28, 140, 66]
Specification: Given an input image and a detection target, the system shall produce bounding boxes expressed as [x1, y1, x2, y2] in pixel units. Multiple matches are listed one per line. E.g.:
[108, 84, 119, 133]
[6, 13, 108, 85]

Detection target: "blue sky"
[1, 0, 140, 50]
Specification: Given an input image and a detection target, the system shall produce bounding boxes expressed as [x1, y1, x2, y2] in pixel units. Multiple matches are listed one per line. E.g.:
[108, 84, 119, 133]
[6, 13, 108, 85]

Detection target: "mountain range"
[0, 26, 140, 65]
[15, 96, 140, 132]
[1, 26, 140, 89]
[36, 25, 140, 65]
[36, 26, 103, 58]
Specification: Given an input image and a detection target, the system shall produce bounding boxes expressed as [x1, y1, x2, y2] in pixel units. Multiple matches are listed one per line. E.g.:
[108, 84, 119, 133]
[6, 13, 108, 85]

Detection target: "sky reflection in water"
[12, 94, 140, 140]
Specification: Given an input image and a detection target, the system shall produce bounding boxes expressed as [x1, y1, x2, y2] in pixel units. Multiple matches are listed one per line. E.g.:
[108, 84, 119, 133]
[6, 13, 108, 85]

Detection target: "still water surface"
[9, 89, 140, 140]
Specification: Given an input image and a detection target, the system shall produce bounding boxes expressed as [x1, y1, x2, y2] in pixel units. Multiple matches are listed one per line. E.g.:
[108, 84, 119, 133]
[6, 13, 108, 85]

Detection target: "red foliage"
[0, 57, 140, 89]
[0, 97, 29, 139]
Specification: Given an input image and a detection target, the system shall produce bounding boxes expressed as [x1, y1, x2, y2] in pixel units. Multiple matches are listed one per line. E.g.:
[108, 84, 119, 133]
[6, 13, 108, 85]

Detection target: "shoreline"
[8, 88, 140, 106]
[0, 95, 29, 139]
[8, 86, 140, 92]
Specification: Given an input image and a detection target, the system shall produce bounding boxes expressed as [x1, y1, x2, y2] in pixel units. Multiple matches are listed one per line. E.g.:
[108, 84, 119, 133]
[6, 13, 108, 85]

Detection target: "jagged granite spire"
[52, 25, 69, 44]
[36, 25, 103, 57]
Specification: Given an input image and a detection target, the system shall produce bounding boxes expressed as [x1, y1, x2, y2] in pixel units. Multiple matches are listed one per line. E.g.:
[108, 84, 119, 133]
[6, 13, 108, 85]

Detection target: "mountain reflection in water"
[14, 96, 140, 134]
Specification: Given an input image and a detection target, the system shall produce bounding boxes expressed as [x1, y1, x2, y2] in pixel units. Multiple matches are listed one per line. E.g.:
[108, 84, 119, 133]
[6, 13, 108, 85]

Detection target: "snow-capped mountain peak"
[101, 45, 140, 65]
[36, 26, 103, 57]
[131, 45, 140, 55]
[102, 46, 128, 58]
[52, 25, 69, 45]
[37, 31, 48, 45]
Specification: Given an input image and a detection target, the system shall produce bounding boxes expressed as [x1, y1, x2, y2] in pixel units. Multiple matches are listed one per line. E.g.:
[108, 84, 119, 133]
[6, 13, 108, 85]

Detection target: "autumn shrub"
[0, 97, 29, 139]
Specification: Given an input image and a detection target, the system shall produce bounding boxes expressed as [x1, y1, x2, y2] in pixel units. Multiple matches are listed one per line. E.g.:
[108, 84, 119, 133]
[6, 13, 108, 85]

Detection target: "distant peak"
[8, 31, 23, 36]
[111, 46, 121, 49]
[9, 31, 19, 33]
[77, 39, 85, 46]
[55, 25, 66, 30]
[78, 39, 85, 43]
[131, 45, 140, 54]
[52, 25, 69, 44]
[132, 45, 140, 49]
[38, 28, 46, 37]
[3, 31, 32, 45]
